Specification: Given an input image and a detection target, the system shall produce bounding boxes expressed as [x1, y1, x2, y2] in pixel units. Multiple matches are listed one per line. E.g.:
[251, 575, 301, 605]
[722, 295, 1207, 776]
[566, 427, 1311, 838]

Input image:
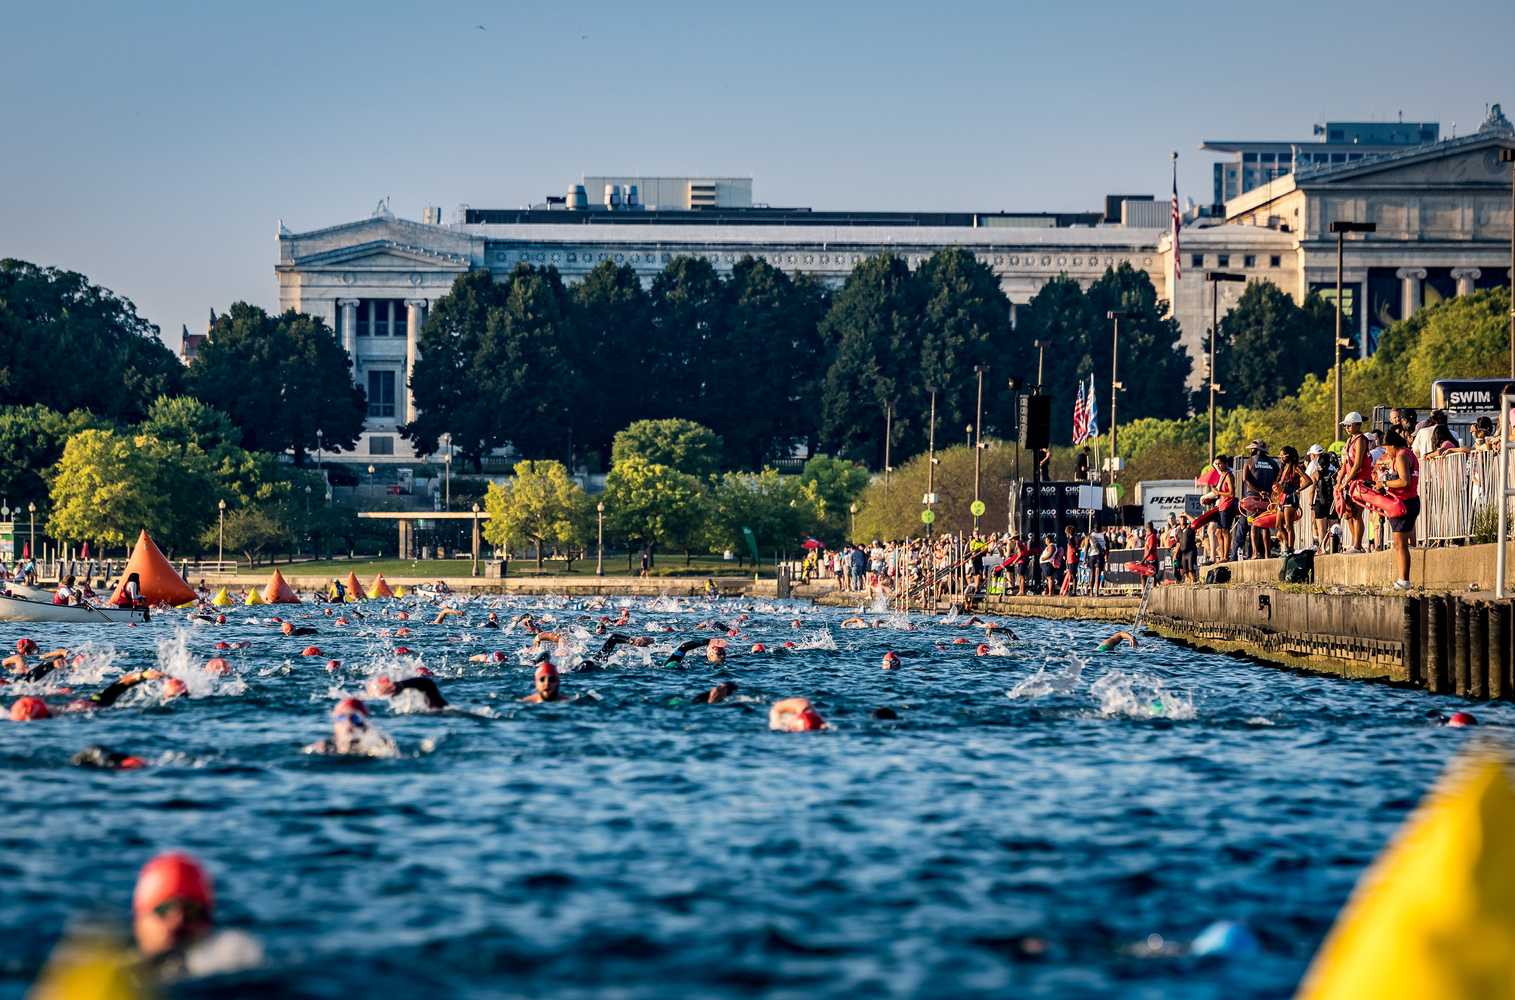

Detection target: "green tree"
[703, 468, 819, 563]
[1009, 274, 1096, 442]
[0, 259, 182, 422]
[799, 454, 871, 542]
[711, 257, 827, 468]
[208, 505, 288, 566]
[48, 429, 217, 554]
[567, 262, 655, 466]
[851, 442, 1017, 542]
[610, 419, 723, 479]
[0, 405, 104, 507]
[482, 459, 587, 568]
[188, 303, 365, 463]
[818, 253, 921, 463]
[405, 269, 510, 463]
[914, 249, 1012, 437]
[138, 395, 242, 454]
[1085, 263, 1191, 426]
[603, 457, 706, 562]
[648, 256, 725, 421]
[1215, 281, 1333, 409]
[1403, 287, 1512, 397]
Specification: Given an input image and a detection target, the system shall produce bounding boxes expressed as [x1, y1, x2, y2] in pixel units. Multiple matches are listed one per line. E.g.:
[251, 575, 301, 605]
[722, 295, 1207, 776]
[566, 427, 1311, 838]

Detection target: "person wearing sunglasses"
[130, 852, 262, 981]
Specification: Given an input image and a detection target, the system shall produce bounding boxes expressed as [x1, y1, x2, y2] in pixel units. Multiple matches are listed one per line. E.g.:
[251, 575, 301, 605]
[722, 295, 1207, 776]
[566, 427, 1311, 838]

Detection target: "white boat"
[0, 592, 147, 623]
[4, 583, 58, 602]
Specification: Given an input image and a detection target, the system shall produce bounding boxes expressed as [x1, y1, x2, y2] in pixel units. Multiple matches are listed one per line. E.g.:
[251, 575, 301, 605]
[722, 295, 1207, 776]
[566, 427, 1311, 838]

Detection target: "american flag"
[1072, 378, 1089, 444]
[1171, 154, 1182, 282]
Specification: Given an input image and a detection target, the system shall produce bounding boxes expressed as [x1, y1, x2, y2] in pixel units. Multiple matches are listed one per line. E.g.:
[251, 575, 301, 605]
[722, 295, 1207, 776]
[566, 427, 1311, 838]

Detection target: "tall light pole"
[849, 501, 858, 541]
[218, 499, 226, 567]
[1503, 147, 1515, 377]
[1329, 220, 1376, 436]
[924, 387, 938, 539]
[367, 464, 376, 491]
[595, 501, 605, 576]
[471, 503, 481, 577]
[1106, 311, 1133, 483]
[883, 400, 894, 497]
[972, 364, 986, 521]
[27, 502, 35, 563]
[1032, 341, 1046, 388]
[1205, 272, 1246, 463]
[965, 423, 973, 450]
[442, 433, 452, 511]
[315, 428, 323, 475]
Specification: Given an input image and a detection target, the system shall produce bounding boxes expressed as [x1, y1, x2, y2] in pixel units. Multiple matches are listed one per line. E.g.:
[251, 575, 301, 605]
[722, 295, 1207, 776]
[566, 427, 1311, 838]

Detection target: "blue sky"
[3, 0, 1511, 348]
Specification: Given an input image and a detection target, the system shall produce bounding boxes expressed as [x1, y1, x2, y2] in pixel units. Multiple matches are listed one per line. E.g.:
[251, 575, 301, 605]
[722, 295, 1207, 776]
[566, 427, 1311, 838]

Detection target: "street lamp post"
[1106, 311, 1133, 483]
[441, 433, 452, 511]
[1032, 341, 1046, 389]
[925, 387, 938, 538]
[1328, 220, 1376, 435]
[1502, 147, 1515, 377]
[315, 428, 323, 473]
[367, 464, 376, 490]
[218, 499, 226, 568]
[595, 502, 605, 576]
[972, 364, 986, 533]
[1205, 272, 1247, 463]
[849, 502, 858, 542]
[883, 400, 894, 497]
[27, 502, 35, 563]
[471, 503, 481, 577]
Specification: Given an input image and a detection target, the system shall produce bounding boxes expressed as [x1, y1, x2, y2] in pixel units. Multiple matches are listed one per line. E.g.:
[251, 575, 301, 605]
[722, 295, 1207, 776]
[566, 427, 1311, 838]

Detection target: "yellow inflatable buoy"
[393, 585, 409, 598]
[1297, 753, 1515, 999]
[245, 588, 265, 606]
[29, 935, 141, 1000]
[210, 587, 232, 607]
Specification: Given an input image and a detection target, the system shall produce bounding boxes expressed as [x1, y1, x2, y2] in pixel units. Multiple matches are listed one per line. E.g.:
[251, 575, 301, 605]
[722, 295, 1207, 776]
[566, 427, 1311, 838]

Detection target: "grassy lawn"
[233, 555, 769, 579]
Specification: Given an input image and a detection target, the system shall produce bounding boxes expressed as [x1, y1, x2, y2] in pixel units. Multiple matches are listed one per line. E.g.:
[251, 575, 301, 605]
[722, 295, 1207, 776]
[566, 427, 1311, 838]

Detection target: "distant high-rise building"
[1201, 118, 1439, 207]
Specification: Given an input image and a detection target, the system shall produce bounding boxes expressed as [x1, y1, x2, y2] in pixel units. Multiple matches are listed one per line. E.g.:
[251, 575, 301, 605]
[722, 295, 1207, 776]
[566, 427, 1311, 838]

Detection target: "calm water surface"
[0, 594, 1502, 999]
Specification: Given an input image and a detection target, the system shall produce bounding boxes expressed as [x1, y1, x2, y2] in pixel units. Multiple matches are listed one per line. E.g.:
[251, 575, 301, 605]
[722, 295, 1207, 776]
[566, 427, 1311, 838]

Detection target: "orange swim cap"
[301, 646, 321, 657]
[325, 659, 341, 673]
[163, 678, 188, 699]
[976, 643, 990, 656]
[751, 643, 766, 653]
[332, 697, 368, 719]
[133, 852, 213, 916]
[205, 657, 231, 675]
[369, 675, 397, 697]
[9, 696, 50, 721]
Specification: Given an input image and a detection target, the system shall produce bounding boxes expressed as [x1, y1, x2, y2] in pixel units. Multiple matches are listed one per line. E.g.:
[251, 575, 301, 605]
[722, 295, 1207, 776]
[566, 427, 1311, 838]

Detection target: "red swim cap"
[783, 641, 796, 649]
[15, 638, 37, 655]
[205, 658, 231, 675]
[491, 651, 506, 663]
[976, 644, 990, 656]
[301, 646, 321, 657]
[215, 614, 227, 625]
[882, 651, 900, 669]
[796, 708, 826, 731]
[214, 641, 230, 650]
[133, 852, 213, 916]
[952, 637, 968, 645]
[163, 678, 188, 699]
[325, 659, 341, 672]
[9, 696, 50, 721]
[394, 646, 412, 656]
[119, 756, 146, 770]
[332, 697, 368, 719]
[1447, 711, 1478, 728]
[751, 643, 766, 653]
[535, 661, 559, 679]
[728, 629, 741, 637]
[395, 628, 412, 638]
[396, 611, 410, 621]
[369, 675, 397, 697]
[416, 666, 433, 677]
[280, 622, 293, 635]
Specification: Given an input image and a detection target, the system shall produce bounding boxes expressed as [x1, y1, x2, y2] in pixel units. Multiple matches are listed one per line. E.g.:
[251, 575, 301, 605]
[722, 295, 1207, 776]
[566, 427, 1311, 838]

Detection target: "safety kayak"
[0, 593, 148, 623]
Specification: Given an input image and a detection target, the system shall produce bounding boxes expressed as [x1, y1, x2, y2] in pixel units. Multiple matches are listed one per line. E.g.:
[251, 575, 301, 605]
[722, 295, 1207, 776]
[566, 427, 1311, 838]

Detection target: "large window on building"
[367, 370, 396, 418]
[357, 299, 408, 336]
[369, 436, 394, 456]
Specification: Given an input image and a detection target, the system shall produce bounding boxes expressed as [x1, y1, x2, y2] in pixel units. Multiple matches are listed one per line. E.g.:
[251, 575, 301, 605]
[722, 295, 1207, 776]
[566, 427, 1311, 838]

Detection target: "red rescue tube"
[1347, 480, 1408, 519]
[1191, 507, 1219, 530]
[1249, 509, 1281, 531]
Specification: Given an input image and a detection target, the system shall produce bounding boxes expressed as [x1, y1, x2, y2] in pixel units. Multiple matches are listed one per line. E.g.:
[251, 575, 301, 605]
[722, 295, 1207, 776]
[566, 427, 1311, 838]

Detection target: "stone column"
[1452, 268, 1482, 297]
[1396, 268, 1427, 320]
[405, 299, 427, 423]
[337, 299, 360, 382]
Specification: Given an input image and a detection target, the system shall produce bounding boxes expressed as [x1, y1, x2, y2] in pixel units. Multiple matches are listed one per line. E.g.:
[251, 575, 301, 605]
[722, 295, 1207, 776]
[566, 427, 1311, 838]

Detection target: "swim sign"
[920, 509, 936, 525]
[970, 500, 986, 517]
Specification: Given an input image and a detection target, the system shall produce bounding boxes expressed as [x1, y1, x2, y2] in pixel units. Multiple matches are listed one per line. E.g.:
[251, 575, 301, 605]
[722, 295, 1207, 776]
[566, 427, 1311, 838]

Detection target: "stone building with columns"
[276, 110, 1511, 462]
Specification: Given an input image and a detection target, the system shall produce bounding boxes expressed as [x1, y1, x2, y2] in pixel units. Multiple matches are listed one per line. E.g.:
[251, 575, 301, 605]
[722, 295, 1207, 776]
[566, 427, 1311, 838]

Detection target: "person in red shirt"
[1335, 412, 1372, 552]
[1140, 525, 1160, 593]
[1380, 427, 1420, 589]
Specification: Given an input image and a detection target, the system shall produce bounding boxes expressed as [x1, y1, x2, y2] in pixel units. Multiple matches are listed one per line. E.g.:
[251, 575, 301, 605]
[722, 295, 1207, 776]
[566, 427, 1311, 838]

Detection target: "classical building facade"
[276, 110, 1512, 462]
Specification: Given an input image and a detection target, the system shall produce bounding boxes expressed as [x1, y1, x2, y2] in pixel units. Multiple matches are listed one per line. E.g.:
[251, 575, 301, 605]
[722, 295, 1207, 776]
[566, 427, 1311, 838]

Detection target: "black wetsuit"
[15, 659, 63, 683]
[71, 745, 140, 769]
[390, 676, 447, 709]
[89, 676, 148, 707]
[283, 626, 317, 637]
[664, 639, 711, 667]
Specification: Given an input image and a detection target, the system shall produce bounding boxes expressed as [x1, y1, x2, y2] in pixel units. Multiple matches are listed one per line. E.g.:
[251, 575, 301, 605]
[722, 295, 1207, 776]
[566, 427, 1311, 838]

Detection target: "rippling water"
[0, 594, 1503, 998]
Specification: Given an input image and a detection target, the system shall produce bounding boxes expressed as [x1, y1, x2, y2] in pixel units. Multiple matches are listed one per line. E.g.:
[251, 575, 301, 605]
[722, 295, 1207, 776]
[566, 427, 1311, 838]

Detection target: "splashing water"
[1007, 653, 1087, 699]
[1089, 669, 1197, 720]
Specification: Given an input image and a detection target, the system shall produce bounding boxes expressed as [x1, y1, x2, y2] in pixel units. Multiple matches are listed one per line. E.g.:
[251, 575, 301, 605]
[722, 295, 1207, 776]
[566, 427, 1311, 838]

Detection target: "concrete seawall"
[1144, 585, 1513, 702]
[813, 588, 1140, 622]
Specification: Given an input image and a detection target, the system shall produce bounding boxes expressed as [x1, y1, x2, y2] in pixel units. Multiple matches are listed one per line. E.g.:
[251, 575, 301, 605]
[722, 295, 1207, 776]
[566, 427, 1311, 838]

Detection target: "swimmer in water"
[521, 661, 562, 703]
[5, 644, 71, 681]
[304, 698, 397, 756]
[480, 611, 501, 630]
[50, 669, 187, 712]
[662, 638, 724, 667]
[367, 673, 448, 710]
[72, 744, 148, 769]
[839, 616, 871, 629]
[1096, 630, 1138, 652]
[705, 681, 738, 704]
[769, 697, 826, 731]
[279, 622, 317, 637]
[432, 607, 464, 625]
[508, 613, 540, 634]
[127, 852, 263, 982]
